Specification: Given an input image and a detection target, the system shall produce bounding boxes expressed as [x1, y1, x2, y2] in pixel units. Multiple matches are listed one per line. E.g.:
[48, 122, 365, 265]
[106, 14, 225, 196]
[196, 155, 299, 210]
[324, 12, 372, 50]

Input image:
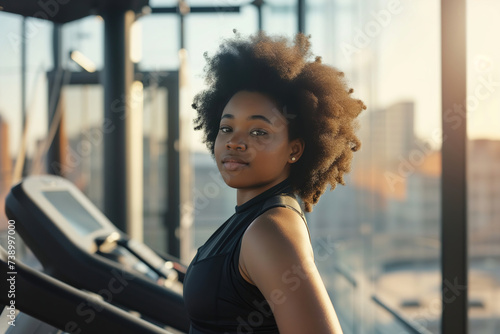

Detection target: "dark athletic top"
[183, 178, 310, 334]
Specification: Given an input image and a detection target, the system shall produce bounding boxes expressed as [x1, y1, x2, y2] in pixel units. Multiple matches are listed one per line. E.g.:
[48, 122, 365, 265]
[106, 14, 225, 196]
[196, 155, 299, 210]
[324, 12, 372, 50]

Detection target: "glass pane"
[306, 0, 442, 333]
[466, 1, 500, 333]
[53, 16, 104, 208]
[64, 16, 103, 70]
[0, 13, 22, 215]
[143, 85, 169, 252]
[263, 0, 297, 36]
[0, 14, 53, 267]
[140, 14, 179, 71]
[60, 84, 104, 210]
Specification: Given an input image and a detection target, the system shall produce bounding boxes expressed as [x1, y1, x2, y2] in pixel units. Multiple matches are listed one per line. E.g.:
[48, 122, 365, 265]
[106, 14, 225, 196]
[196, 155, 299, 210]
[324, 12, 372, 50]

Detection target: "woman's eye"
[250, 129, 267, 136]
[219, 126, 231, 133]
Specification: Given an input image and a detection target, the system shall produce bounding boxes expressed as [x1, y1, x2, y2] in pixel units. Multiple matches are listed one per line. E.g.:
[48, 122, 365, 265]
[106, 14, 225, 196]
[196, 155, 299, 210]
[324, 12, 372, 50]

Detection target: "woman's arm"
[240, 207, 343, 334]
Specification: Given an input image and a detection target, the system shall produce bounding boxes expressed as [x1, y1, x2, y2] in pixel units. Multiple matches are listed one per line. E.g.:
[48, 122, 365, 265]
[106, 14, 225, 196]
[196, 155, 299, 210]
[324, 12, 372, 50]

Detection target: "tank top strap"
[258, 194, 311, 243]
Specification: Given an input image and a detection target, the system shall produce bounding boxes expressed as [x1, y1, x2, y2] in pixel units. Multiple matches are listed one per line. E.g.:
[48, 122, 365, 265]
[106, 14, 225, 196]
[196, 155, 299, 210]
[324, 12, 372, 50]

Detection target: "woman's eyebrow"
[221, 113, 273, 125]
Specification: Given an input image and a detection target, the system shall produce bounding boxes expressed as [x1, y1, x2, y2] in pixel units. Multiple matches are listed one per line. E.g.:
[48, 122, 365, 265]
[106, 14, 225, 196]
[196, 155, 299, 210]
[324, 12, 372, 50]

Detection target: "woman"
[183, 30, 366, 334]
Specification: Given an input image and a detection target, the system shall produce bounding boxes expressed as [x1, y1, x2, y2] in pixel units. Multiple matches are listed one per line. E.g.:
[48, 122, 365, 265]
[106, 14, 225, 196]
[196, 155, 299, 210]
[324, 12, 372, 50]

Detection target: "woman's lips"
[222, 161, 249, 171]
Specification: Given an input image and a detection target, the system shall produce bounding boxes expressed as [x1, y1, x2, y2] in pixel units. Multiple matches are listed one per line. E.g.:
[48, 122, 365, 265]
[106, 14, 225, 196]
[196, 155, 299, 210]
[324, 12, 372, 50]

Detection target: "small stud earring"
[291, 157, 296, 161]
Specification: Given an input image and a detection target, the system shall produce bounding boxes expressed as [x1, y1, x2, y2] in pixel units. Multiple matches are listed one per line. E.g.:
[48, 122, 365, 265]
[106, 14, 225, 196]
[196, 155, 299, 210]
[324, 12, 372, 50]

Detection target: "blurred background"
[0, 0, 498, 333]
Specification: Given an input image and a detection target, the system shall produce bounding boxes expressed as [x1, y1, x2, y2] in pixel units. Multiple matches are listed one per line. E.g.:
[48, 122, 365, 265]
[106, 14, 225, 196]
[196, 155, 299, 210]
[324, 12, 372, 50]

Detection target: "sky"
[0, 0, 498, 157]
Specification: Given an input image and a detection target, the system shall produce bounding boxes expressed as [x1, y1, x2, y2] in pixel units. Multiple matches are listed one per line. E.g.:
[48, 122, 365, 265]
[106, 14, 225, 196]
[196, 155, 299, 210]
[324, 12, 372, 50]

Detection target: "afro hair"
[192, 29, 366, 212]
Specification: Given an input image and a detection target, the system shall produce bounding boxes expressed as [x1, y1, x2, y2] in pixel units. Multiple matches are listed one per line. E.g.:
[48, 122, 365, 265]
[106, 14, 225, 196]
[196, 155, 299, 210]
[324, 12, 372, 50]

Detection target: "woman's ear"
[289, 138, 305, 163]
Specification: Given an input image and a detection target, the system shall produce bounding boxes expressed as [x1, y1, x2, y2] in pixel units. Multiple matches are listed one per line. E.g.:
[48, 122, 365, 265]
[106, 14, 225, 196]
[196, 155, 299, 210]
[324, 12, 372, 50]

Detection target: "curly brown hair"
[192, 30, 366, 212]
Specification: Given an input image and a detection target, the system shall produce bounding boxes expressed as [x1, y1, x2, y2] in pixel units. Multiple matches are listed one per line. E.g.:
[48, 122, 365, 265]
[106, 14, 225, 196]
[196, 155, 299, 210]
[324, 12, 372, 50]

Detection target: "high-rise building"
[468, 139, 500, 255]
[364, 101, 415, 168]
[386, 150, 441, 236]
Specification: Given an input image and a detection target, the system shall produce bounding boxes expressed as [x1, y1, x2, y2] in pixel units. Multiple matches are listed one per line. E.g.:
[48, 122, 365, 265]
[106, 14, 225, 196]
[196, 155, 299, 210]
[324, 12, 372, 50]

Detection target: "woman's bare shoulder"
[239, 207, 343, 333]
[243, 206, 313, 261]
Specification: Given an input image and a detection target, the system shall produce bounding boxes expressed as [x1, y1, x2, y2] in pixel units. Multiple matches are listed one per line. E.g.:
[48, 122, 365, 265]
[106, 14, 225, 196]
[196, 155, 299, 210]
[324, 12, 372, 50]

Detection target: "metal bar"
[257, 5, 262, 32]
[103, 10, 135, 233]
[166, 71, 181, 257]
[297, 0, 305, 33]
[63, 70, 171, 86]
[371, 295, 433, 334]
[151, 6, 241, 14]
[67, 71, 100, 85]
[179, 12, 185, 50]
[47, 24, 63, 176]
[251, 0, 263, 32]
[441, 0, 468, 333]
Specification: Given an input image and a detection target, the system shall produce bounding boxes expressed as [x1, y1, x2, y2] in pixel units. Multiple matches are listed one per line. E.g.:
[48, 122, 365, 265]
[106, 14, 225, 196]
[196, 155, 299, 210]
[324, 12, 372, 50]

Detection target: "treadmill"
[4, 175, 191, 333]
[0, 246, 174, 334]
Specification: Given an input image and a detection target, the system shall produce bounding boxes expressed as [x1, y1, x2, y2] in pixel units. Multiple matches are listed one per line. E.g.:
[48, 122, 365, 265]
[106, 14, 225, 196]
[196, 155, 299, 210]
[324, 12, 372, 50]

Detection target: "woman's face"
[214, 90, 301, 190]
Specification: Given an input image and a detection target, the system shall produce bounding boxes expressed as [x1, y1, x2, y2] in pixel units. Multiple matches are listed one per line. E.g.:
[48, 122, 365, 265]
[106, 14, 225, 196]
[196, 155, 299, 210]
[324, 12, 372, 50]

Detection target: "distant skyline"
[0, 0, 498, 158]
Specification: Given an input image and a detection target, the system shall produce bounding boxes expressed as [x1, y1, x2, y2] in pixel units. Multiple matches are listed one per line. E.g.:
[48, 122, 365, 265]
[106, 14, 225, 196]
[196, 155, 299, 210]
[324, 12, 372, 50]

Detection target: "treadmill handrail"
[0, 247, 173, 334]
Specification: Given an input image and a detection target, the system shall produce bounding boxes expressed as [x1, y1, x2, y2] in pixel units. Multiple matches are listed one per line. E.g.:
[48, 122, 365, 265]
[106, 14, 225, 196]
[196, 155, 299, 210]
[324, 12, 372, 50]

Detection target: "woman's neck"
[235, 176, 289, 206]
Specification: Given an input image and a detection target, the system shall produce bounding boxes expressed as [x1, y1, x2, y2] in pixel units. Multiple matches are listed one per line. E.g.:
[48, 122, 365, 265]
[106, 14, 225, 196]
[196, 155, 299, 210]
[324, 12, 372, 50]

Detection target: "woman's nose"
[226, 137, 247, 151]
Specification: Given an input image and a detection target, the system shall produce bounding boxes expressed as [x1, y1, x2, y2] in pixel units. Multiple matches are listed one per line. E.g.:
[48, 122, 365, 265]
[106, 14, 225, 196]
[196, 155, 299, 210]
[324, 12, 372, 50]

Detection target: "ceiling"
[0, 0, 150, 23]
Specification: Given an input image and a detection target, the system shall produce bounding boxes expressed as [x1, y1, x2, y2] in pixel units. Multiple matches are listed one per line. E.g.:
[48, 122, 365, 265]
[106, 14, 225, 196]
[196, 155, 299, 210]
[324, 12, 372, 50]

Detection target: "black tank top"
[183, 178, 310, 334]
